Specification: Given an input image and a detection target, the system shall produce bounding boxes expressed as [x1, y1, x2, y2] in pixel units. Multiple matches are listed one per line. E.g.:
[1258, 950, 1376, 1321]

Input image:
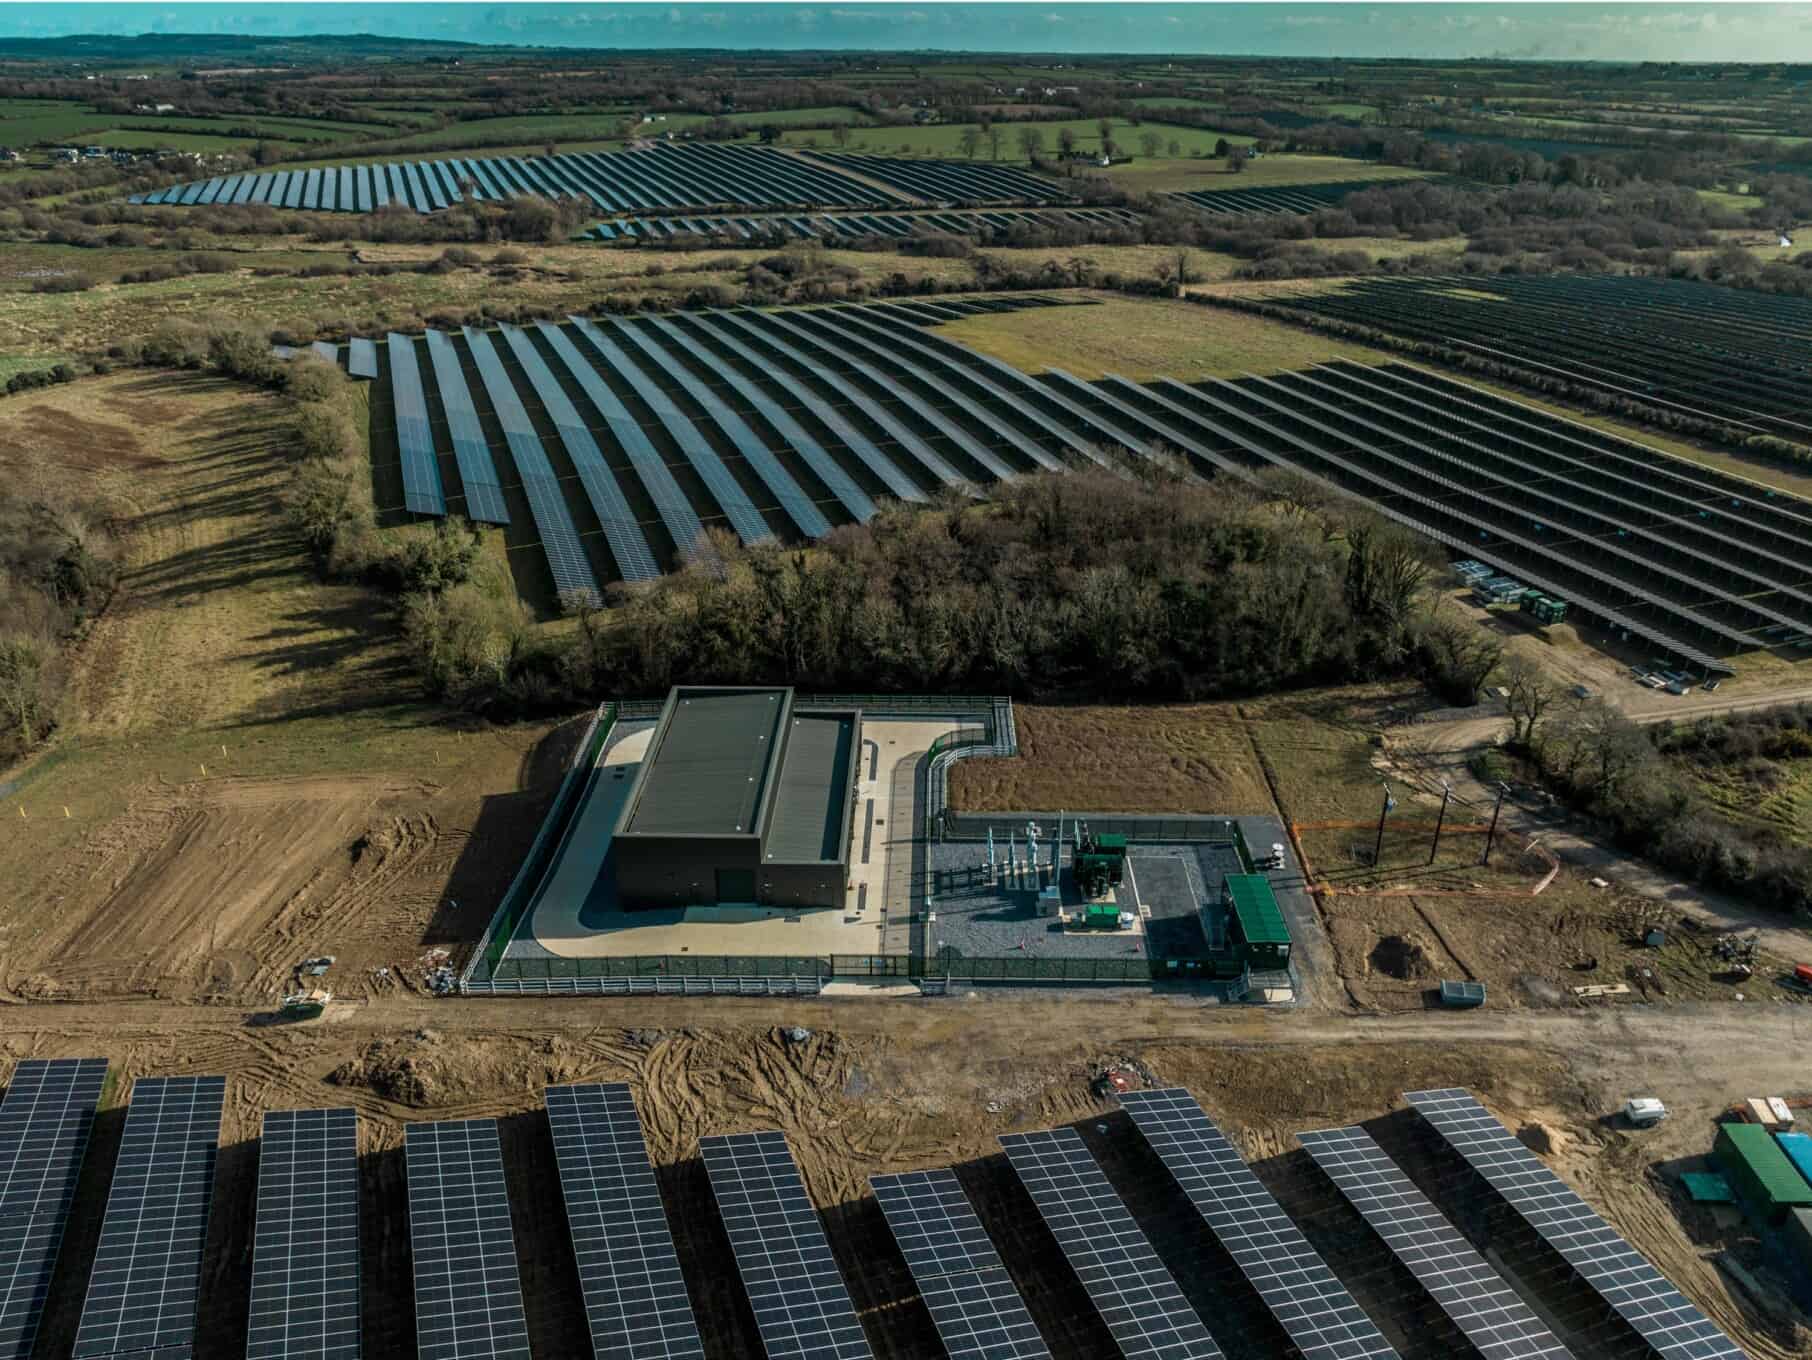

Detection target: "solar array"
[997, 1127, 1223, 1360]
[385, 331, 449, 518]
[424, 329, 511, 525]
[1406, 1089, 1745, 1360]
[1296, 1125, 1574, 1360]
[73, 1075, 224, 1360]
[0, 1057, 108, 1360]
[347, 337, 379, 380]
[584, 206, 1140, 242]
[247, 1108, 361, 1360]
[870, 1169, 1052, 1360]
[135, 144, 906, 215]
[405, 1119, 532, 1360]
[1118, 1088, 1400, 1360]
[802, 151, 1068, 203]
[1173, 179, 1421, 217]
[700, 1130, 874, 1360]
[543, 1083, 705, 1360]
[463, 325, 603, 605]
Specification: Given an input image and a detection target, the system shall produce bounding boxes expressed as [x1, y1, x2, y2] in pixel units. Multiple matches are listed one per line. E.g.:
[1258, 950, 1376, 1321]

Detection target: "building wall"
[760, 862, 848, 912]
[614, 835, 760, 910]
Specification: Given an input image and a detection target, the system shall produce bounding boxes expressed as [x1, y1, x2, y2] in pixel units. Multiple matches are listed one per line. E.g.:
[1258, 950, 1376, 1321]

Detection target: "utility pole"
[1373, 783, 1395, 866]
[1429, 781, 1452, 865]
[1482, 782, 1509, 865]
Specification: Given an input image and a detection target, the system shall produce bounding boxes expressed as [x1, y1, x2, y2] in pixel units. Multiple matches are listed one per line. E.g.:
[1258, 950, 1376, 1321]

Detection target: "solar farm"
[327, 297, 1812, 673]
[1257, 274, 1812, 443]
[0, 1057, 1755, 1360]
[580, 206, 1141, 243]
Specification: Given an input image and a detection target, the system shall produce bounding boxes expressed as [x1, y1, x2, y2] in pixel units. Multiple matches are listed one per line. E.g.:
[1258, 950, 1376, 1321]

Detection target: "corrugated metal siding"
[1715, 1123, 1812, 1211]
[765, 713, 855, 865]
[1224, 874, 1290, 945]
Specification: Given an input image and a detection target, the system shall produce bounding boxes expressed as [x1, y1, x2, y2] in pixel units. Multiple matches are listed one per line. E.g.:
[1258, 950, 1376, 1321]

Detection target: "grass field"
[777, 115, 1254, 162]
[1102, 153, 1434, 193]
[932, 293, 1399, 380]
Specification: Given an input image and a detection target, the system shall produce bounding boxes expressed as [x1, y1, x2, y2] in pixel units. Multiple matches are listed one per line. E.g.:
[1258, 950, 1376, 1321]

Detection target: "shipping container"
[1715, 1122, 1812, 1222]
[1777, 1131, 1812, 1189]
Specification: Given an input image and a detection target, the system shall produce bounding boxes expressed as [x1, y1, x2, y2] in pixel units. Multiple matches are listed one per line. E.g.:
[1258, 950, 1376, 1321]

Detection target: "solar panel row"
[701, 1130, 874, 1360]
[586, 207, 1140, 243]
[423, 330, 512, 525]
[74, 1076, 225, 1360]
[247, 1108, 360, 1360]
[1406, 1089, 1745, 1360]
[870, 1169, 1052, 1360]
[1117, 1088, 1400, 1360]
[386, 332, 449, 518]
[998, 1127, 1224, 1360]
[0, 1058, 108, 1360]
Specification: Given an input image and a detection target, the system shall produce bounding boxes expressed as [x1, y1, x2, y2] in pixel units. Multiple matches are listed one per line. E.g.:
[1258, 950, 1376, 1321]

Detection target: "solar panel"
[247, 1108, 360, 1360]
[496, 325, 662, 584]
[997, 1128, 1222, 1360]
[347, 338, 379, 381]
[544, 1084, 704, 1360]
[423, 329, 511, 524]
[0, 1058, 108, 1360]
[870, 1169, 1051, 1360]
[73, 1075, 224, 1359]
[405, 1119, 531, 1360]
[462, 326, 601, 605]
[1297, 1126, 1574, 1360]
[1117, 1089, 1399, 1360]
[700, 1130, 873, 1360]
[385, 334, 447, 517]
[1405, 1089, 1744, 1360]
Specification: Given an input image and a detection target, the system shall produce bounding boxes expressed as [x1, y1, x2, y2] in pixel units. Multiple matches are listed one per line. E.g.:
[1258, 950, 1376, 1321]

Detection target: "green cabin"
[1223, 873, 1291, 969]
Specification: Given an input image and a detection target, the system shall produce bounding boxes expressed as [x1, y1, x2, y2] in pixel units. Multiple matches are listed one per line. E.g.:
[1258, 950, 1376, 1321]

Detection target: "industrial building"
[611, 686, 860, 911]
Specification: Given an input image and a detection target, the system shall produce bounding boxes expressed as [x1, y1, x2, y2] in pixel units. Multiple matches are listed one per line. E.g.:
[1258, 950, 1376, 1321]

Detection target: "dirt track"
[5, 996, 1807, 1360]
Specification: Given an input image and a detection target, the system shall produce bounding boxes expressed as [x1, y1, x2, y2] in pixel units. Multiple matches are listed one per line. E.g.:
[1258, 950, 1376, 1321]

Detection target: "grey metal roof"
[622, 688, 787, 837]
[765, 713, 856, 865]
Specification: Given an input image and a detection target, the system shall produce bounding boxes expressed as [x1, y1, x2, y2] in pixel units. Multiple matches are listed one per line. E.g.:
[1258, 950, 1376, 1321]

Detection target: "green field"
[777, 114, 1254, 162]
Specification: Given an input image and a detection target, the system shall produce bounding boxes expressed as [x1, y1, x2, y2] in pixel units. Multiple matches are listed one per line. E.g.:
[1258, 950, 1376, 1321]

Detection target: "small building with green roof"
[1222, 873, 1292, 970]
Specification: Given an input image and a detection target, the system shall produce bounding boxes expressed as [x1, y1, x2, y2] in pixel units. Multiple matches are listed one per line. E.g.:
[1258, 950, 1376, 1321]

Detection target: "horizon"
[3, 3, 1810, 64]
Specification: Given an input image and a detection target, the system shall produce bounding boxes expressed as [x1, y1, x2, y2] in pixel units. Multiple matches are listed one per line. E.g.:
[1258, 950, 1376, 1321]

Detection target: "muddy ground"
[5, 998, 1807, 1360]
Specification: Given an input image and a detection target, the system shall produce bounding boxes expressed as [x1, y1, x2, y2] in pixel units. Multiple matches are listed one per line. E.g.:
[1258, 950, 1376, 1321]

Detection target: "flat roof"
[765, 713, 857, 865]
[1224, 873, 1291, 946]
[622, 688, 788, 838]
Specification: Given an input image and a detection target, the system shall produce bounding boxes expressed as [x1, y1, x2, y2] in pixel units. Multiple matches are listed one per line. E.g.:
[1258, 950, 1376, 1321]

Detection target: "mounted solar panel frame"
[246, 1107, 360, 1360]
[423, 329, 510, 524]
[701, 1130, 874, 1360]
[1405, 1089, 1745, 1360]
[1297, 1125, 1574, 1360]
[545, 1084, 705, 1360]
[870, 1168, 1052, 1360]
[0, 1057, 108, 1360]
[462, 325, 601, 604]
[1118, 1088, 1400, 1360]
[73, 1075, 224, 1360]
[405, 1119, 531, 1360]
[347, 337, 379, 381]
[998, 1127, 1223, 1360]
[385, 334, 447, 517]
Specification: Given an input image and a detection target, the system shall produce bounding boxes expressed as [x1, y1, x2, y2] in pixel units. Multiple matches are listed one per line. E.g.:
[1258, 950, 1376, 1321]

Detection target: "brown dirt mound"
[1370, 932, 1437, 981]
[328, 1030, 596, 1108]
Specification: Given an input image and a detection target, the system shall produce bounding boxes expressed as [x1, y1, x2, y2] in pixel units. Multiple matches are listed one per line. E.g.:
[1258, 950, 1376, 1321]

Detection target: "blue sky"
[4, 4, 1810, 62]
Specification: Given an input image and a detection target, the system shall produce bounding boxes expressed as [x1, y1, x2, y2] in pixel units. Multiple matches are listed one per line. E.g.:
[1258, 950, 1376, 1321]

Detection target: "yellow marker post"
[63, 806, 70, 818]
[200, 763, 207, 777]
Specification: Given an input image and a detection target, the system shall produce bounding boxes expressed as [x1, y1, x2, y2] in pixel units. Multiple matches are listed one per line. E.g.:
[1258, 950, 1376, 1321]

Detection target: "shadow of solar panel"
[423, 329, 510, 524]
[247, 1108, 360, 1360]
[701, 1131, 874, 1360]
[0, 1057, 108, 1360]
[871, 1169, 1051, 1360]
[73, 1075, 224, 1360]
[1117, 1089, 1399, 1360]
[1404, 1090, 1744, 1360]
[405, 1119, 530, 1360]
[545, 1084, 704, 1360]
[998, 1127, 1223, 1360]
[462, 326, 601, 605]
[1297, 1126, 1574, 1360]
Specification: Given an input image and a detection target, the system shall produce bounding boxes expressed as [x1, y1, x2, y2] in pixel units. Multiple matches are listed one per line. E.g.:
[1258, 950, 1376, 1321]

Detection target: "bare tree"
[1017, 125, 1045, 161]
[1167, 137, 1181, 156]
[1502, 653, 1562, 749]
[1139, 131, 1161, 159]
[1058, 126, 1077, 158]
[831, 122, 851, 148]
[986, 121, 1003, 161]
[1228, 145, 1251, 173]
[957, 125, 983, 159]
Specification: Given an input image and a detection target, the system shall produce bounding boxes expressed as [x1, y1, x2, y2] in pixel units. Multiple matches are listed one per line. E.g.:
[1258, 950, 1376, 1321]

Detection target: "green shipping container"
[1223, 874, 1291, 969]
[1714, 1122, 1812, 1222]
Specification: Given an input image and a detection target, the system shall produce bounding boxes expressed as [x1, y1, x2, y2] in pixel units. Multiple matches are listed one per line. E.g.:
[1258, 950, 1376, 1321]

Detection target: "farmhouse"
[610, 686, 860, 911]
